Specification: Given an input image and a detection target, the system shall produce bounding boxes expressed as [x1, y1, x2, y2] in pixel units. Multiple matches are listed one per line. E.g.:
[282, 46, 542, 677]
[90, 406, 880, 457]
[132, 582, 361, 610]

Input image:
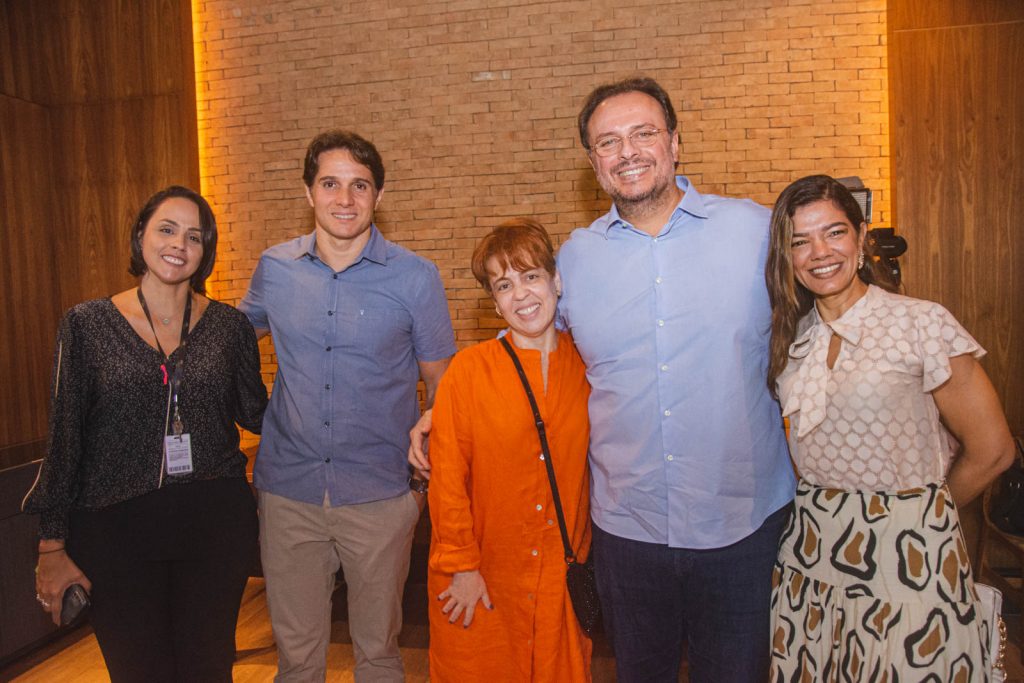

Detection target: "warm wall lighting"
[190, 0, 220, 298]
[190, 0, 210, 199]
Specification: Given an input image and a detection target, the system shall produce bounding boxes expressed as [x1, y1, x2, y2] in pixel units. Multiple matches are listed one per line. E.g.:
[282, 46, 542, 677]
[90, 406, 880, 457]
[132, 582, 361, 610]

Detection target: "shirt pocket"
[349, 306, 412, 353]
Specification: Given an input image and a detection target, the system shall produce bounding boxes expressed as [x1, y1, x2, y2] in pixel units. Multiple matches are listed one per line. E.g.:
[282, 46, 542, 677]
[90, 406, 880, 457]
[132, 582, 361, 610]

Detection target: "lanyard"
[137, 288, 192, 361]
[137, 288, 192, 435]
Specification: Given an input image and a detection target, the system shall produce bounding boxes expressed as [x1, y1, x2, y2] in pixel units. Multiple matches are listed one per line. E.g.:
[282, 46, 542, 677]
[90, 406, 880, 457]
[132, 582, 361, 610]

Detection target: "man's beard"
[608, 170, 675, 218]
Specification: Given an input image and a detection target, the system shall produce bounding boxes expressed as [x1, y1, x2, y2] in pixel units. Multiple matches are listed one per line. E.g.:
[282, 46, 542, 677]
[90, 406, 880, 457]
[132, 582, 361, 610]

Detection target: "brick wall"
[192, 0, 890, 388]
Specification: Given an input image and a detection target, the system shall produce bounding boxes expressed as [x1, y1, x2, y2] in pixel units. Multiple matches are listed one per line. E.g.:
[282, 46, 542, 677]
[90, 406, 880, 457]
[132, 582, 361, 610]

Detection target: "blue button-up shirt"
[239, 227, 456, 506]
[558, 176, 794, 549]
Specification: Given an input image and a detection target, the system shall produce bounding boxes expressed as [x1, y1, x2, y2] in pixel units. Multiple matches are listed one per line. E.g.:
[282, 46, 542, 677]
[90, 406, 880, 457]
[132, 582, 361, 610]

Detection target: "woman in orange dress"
[425, 218, 592, 682]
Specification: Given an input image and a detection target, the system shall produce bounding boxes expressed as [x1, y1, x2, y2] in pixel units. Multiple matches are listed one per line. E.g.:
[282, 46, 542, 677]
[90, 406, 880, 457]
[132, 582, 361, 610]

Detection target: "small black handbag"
[989, 437, 1024, 536]
[500, 337, 602, 636]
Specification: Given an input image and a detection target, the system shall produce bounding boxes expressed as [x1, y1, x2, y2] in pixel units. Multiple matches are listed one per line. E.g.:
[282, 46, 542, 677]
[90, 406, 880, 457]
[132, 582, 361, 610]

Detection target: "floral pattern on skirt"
[770, 481, 991, 683]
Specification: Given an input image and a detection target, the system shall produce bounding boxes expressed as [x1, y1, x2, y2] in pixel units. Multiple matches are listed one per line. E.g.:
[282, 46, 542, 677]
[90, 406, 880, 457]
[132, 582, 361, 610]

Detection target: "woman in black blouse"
[25, 186, 268, 682]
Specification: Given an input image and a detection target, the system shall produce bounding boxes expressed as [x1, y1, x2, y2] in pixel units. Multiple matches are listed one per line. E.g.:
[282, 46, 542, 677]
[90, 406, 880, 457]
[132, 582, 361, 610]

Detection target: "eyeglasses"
[589, 128, 667, 158]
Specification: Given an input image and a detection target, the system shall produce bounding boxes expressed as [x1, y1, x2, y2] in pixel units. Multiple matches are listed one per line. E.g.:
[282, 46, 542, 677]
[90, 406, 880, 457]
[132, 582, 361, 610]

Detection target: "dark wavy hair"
[471, 218, 556, 294]
[302, 130, 385, 191]
[578, 76, 678, 150]
[128, 186, 217, 294]
[765, 174, 898, 395]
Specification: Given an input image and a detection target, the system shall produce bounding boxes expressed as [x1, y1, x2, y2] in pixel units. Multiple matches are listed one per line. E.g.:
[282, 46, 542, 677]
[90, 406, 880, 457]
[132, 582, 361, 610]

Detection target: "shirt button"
[325, 384, 331, 390]
[327, 310, 334, 316]
[333, 274, 338, 279]
[539, 453, 545, 461]
[528, 593, 535, 601]
[547, 519, 554, 526]
[652, 237, 659, 243]
[655, 276, 663, 284]
[326, 346, 332, 351]
[531, 549, 538, 557]
[657, 319, 665, 327]
[661, 364, 669, 372]
[666, 454, 674, 461]
[535, 504, 542, 511]
[664, 409, 671, 417]
[325, 458, 331, 463]
[324, 421, 330, 427]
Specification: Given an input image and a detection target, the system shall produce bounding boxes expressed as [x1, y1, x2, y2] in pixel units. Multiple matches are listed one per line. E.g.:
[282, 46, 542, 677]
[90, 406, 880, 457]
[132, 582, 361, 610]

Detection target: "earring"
[857, 251, 865, 270]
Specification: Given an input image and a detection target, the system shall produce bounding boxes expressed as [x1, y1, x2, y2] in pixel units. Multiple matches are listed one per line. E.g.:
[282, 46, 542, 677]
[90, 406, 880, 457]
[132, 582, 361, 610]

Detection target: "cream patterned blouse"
[778, 285, 983, 491]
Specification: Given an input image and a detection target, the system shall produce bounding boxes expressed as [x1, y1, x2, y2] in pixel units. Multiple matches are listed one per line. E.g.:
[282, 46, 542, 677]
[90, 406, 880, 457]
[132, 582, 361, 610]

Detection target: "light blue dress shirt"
[239, 226, 456, 506]
[558, 176, 795, 549]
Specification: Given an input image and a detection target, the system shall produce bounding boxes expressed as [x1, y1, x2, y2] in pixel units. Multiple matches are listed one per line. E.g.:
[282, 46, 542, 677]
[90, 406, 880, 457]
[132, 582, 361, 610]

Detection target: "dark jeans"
[68, 477, 258, 683]
[593, 504, 791, 683]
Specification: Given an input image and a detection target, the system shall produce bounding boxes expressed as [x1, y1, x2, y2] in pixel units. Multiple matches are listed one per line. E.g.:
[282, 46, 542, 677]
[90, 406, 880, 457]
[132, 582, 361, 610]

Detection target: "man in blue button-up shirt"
[240, 131, 455, 682]
[558, 78, 795, 682]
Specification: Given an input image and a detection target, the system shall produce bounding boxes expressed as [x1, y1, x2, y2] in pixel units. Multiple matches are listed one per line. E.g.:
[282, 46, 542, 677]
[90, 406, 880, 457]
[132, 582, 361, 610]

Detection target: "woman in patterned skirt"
[764, 174, 1015, 681]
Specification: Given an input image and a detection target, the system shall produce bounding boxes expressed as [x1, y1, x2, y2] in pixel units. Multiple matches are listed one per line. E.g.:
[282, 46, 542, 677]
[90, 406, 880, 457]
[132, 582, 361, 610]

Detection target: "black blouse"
[23, 298, 268, 539]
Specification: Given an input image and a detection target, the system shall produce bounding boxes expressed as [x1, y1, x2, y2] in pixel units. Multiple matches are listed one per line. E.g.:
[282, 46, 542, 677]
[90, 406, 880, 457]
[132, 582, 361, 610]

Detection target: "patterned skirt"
[770, 481, 991, 682]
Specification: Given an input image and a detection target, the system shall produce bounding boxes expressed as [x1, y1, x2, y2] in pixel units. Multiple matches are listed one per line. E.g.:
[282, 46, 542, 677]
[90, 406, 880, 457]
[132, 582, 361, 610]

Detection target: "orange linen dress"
[427, 332, 592, 683]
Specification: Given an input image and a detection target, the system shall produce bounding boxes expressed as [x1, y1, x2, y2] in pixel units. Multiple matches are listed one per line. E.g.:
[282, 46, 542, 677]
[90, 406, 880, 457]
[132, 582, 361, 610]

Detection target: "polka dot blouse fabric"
[778, 285, 983, 492]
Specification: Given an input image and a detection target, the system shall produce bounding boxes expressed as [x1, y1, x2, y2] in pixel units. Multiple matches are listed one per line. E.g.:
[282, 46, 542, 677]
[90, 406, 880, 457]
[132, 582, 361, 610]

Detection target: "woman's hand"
[438, 569, 492, 628]
[35, 541, 91, 626]
[408, 409, 433, 479]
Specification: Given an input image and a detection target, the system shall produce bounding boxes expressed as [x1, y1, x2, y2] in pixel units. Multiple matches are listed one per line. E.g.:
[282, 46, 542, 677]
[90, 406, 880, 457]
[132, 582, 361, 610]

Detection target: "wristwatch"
[409, 477, 428, 494]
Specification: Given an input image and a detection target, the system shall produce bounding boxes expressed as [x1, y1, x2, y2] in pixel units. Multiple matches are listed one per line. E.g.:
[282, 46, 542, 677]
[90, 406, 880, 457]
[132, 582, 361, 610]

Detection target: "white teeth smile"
[517, 304, 540, 316]
[811, 263, 841, 276]
[333, 213, 356, 220]
[619, 167, 647, 177]
[162, 255, 185, 266]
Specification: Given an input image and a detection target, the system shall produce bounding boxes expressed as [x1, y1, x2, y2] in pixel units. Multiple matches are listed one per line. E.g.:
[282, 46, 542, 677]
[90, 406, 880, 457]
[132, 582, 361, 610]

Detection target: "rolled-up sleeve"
[427, 360, 481, 573]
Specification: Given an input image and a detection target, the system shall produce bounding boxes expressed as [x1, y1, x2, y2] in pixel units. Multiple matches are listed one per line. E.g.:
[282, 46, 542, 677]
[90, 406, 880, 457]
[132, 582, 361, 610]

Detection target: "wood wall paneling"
[51, 94, 201, 310]
[890, 5, 1024, 432]
[1, 0, 196, 105]
[0, 0, 199, 454]
[890, 0, 1024, 32]
[0, 96, 60, 449]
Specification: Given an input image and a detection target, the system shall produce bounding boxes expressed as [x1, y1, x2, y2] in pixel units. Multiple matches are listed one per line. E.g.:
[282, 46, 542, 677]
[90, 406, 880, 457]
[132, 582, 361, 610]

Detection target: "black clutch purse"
[61, 583, 90, 625]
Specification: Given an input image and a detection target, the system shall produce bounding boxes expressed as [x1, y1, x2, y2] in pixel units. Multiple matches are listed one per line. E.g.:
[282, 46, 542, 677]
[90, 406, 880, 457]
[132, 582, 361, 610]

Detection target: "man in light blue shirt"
[559, 77, 795, 682]
[240, 130, 455, 682]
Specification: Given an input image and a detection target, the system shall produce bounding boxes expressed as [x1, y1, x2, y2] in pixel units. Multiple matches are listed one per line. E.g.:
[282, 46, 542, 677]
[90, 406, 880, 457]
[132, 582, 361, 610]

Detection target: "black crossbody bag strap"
[499, 337, 576, 563]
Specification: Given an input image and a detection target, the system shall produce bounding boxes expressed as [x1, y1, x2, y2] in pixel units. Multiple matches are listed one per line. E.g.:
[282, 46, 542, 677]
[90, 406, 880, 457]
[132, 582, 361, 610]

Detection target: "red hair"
[471, 218, 556, 294]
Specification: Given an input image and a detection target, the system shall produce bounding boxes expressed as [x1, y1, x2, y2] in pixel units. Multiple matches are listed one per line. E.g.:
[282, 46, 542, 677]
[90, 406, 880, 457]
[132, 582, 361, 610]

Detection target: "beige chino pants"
[258, 489, 420, 683]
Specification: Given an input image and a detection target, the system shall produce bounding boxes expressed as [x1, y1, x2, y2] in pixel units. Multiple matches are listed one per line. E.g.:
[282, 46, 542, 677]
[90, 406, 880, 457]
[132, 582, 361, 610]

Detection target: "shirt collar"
[595, 175, 708, 237]
[782, 285, 878, 438]
[294, 225, 388, 267]
[788, 284, 878, 358]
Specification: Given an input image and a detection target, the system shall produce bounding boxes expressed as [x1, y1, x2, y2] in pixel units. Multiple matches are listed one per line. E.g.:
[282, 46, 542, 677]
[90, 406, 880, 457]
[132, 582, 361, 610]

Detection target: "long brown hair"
[765, 175, 898, 395]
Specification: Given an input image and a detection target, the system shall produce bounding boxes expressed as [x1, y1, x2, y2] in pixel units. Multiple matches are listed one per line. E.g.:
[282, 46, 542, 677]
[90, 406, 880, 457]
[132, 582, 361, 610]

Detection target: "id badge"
[164, 433, 194, 476]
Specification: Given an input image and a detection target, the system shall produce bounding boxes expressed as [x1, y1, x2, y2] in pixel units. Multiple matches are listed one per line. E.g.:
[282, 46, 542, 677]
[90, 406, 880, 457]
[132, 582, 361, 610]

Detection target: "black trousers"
[68, 477, 258, 683]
